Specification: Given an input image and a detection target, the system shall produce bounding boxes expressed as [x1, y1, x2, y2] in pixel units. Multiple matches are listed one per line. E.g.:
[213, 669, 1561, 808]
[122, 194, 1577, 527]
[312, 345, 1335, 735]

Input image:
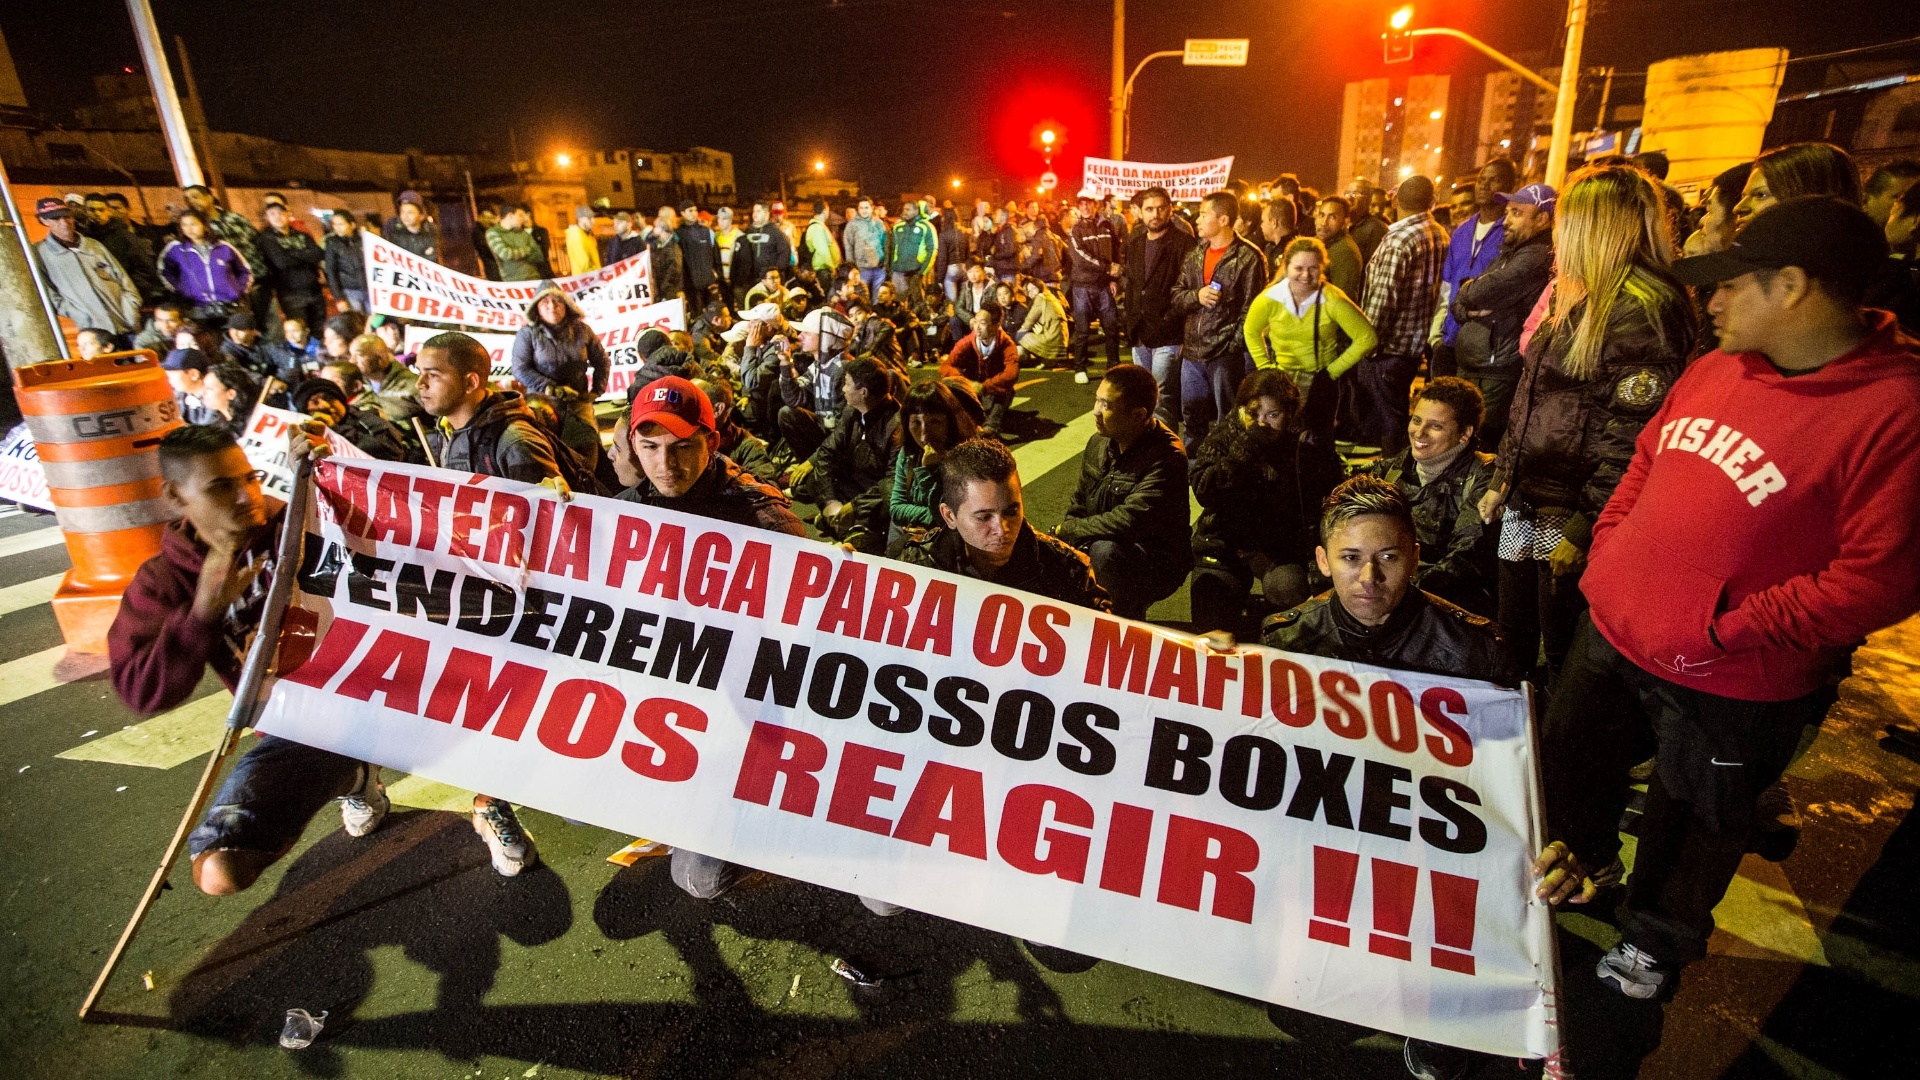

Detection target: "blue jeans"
[188, 735, 365, 857]
[671, 848, 747, 899]
[341, 288, 368, 314]
[1069, 285, 1122, 371]
[857, 266, 887, 301]
[1133, 344, 1183, 426]
[943, 263, 965, 302]
[1180, 351, 1245, 450]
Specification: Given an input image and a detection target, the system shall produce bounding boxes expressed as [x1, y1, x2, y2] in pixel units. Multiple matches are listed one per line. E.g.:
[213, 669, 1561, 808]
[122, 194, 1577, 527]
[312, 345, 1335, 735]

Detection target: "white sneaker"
[1073, 371, 1090, 384]
[472, 800, 537, 876]
[1596, 942, 1668, 999]
[338, 764, 389, 838]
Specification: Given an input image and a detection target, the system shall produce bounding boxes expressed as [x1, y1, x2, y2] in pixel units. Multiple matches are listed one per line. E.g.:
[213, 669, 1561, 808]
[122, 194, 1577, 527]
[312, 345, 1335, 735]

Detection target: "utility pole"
[124, 0, 202, 188]
[1109, 0, 1125, 159]
[173, 36, 228, 209]
[1545, 0, 1589, 189]
[0, 153, 70, 373]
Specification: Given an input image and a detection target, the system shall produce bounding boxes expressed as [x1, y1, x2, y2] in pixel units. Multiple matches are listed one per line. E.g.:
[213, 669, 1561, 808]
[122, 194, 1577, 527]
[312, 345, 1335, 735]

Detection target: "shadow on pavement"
[165, 809, 573, 1074]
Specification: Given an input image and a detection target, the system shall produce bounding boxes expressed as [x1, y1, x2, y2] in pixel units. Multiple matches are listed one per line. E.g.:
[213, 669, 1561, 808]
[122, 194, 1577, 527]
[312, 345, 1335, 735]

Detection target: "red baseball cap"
[629, 376, 715, 438]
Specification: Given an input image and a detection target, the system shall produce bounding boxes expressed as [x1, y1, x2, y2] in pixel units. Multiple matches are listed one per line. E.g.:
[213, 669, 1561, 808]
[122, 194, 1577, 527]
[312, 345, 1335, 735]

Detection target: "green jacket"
[888, 217, 937, 275]
[890, 447, 942, 529]
[486, 225, 546, 281]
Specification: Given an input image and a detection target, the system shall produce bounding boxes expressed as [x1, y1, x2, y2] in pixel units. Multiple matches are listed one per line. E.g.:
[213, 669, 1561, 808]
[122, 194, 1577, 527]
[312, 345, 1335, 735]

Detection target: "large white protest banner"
[0, 423, 57, 512]
[363, 231, 656, 331]
[1080, 156, 1235, 202]
[236, 405, 367, 500]
[255, 457, 1560, 1058]
[403, 299, 685, 402]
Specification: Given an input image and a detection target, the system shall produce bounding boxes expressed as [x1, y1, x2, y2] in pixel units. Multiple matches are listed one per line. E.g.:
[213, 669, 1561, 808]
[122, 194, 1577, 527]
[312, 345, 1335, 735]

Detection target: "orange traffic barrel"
[14, 351, 184, 653]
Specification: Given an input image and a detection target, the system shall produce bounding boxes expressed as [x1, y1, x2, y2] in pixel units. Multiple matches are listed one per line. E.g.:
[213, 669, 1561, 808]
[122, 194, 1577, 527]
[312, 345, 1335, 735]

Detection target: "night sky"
[5, 0, 1917, 197]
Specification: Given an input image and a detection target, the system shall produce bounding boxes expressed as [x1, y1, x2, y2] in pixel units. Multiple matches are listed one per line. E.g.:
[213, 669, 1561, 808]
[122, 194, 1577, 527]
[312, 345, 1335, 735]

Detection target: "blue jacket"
[1438, 214, 1505, 345]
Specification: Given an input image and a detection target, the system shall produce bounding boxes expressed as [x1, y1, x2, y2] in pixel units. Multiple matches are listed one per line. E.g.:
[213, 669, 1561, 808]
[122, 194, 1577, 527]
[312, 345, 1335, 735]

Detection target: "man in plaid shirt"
[1356, 176, 1450, 452]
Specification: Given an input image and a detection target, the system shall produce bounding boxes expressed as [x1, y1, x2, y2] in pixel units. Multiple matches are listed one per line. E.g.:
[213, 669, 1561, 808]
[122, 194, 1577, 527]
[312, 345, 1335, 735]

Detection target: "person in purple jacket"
[158, 210, 253, 332]
[1429, 159, 1518, 380]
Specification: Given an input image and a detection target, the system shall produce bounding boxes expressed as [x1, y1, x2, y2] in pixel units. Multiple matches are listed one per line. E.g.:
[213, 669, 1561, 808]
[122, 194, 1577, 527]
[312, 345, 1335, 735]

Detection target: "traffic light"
[1384, 6, 1415, 64]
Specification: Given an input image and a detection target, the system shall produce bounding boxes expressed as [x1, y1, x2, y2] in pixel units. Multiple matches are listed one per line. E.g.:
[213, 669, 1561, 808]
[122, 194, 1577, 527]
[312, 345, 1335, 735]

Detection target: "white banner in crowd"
[0, 423, 57, 512]
[362, 231, 656, 331]
[255, 457, 1560, 1058]
[401, 298, 686, 402]
[1079, 155, 1236, 202]
[236, 405, 368, 500]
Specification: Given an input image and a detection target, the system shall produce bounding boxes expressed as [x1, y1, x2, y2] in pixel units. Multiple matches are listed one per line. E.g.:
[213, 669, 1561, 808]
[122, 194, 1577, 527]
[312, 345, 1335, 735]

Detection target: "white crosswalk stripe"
[0, 572, 65, 619]
[0, 527, 65, 560]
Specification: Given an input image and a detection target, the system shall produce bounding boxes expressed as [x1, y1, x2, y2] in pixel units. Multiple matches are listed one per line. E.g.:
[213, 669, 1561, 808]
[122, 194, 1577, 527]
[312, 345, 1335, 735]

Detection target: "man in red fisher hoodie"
[1532, 197, 1920, 1002]
[108, 424, 386, 895]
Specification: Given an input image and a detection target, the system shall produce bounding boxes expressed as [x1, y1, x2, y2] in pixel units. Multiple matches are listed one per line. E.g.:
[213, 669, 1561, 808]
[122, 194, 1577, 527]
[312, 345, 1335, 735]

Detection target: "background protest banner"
[363, 231, 655, 331]
[1080, 156, 1235, 202]
[403, 299, 685, 401]
[0, 423, 57, 512]
[236, 405, 367, 500]
[255, 458, 1559, 1058]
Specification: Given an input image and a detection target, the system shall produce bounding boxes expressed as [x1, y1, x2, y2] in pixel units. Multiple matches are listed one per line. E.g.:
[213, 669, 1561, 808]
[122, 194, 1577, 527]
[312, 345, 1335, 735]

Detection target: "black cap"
[225, 311, 257, 331]
[1672, 196, 1889, 293]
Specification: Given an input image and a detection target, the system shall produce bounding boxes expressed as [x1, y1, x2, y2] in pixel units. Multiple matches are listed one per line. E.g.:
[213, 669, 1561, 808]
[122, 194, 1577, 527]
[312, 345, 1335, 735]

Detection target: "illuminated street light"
[813, 159, 826, 173]
[1429, 109, 1443, 120]
[1390, 6, 1414, 30]
[951, 178, 963, 189]
[1041, 129, 1057, 146]
[555, 152, 572, 167]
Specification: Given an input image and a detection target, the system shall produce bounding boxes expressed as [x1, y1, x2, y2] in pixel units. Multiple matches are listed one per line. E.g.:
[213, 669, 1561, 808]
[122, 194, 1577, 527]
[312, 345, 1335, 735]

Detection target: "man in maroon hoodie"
[939, 300, 1021, 438]
[108, 424, 386, 895]
[1533, 197, 1920, 1001]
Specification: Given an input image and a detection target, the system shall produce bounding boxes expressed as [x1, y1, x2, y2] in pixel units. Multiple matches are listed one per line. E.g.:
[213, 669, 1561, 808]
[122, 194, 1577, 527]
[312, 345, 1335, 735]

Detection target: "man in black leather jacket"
[1261, 475, 1518, 688]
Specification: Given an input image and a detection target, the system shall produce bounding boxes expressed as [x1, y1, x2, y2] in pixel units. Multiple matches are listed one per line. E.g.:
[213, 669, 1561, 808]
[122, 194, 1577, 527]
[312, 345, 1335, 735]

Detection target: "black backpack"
[470, 414, 607, 498]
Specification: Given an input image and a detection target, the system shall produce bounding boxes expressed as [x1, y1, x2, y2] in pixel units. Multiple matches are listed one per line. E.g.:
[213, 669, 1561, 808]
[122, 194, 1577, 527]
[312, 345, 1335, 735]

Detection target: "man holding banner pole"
[107, 425, 386, 897]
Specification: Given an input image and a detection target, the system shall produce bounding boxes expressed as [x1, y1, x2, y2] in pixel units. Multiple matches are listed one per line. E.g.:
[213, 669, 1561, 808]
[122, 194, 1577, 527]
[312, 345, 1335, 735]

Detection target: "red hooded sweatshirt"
[1582, 311, 1920, 702]
[107, 512, 283, 716]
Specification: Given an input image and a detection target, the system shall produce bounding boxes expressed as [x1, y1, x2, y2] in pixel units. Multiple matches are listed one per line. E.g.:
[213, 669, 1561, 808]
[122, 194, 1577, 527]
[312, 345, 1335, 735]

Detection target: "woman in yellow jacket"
[1242, 235, 1376, 448]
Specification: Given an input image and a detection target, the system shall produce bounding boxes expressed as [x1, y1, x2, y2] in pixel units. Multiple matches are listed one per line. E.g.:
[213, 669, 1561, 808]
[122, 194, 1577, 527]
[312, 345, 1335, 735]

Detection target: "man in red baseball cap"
[611, 375, 807, 899]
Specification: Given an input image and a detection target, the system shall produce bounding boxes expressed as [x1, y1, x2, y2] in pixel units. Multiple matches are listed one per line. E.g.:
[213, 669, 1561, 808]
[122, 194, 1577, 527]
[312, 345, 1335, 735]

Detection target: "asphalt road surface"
[0, 365, 1912, 1079]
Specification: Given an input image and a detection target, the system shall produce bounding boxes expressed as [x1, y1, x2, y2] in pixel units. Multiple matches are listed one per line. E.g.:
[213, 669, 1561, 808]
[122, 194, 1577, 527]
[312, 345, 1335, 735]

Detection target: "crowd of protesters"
[47, 135, 1920, 1077]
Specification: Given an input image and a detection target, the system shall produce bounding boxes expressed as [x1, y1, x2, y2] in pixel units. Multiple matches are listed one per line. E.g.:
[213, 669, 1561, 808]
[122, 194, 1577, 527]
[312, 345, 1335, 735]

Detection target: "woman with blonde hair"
[1242, 234, 1377, 448]
[1478, 163, 1696, 687]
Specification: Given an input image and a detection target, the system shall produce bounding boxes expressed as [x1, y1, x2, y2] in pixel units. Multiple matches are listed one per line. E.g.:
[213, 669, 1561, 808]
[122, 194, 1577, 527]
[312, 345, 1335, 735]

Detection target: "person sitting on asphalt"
[288, 378, 408, 461]
[265, 315, 323, 384]
[787, 356, 900, 553]
[1250, 475, 1517, 1080]
[511, 282, 610, 436]
[773, 306, 855, 462]
[939, 300, 1021, 439]
[887, 380, 980, 555]
[1052, 363, 1192, 621]
[1015, 276, 1070, 369]
[609, 376, 807, 901]
[217, 311, 272, 380]
[694, 377, 778, 485]
[1260, 474, 1518, 681]
[900, 436, 1110, 612]
[107, 424, 390, 896]
[348, 333, 422, 428]
[1189, 368, 1346, 637]
[1363, 376, 1499, 616]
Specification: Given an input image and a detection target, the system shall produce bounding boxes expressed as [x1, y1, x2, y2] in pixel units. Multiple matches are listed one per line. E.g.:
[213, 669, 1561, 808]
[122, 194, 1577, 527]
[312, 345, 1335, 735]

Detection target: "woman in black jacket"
[323, 209, 369, 313]
[1479, 163, 1697, 685]
[1189, 368, 1347, 635]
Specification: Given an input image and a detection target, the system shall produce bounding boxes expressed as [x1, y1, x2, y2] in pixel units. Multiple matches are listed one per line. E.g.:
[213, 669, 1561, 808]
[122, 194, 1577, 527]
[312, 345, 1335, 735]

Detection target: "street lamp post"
[1385, 3, 1590, 188]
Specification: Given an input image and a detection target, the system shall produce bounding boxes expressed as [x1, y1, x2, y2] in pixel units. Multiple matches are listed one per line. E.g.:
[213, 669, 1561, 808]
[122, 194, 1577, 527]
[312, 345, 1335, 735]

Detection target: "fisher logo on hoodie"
[1652, 416, 1787, 507]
